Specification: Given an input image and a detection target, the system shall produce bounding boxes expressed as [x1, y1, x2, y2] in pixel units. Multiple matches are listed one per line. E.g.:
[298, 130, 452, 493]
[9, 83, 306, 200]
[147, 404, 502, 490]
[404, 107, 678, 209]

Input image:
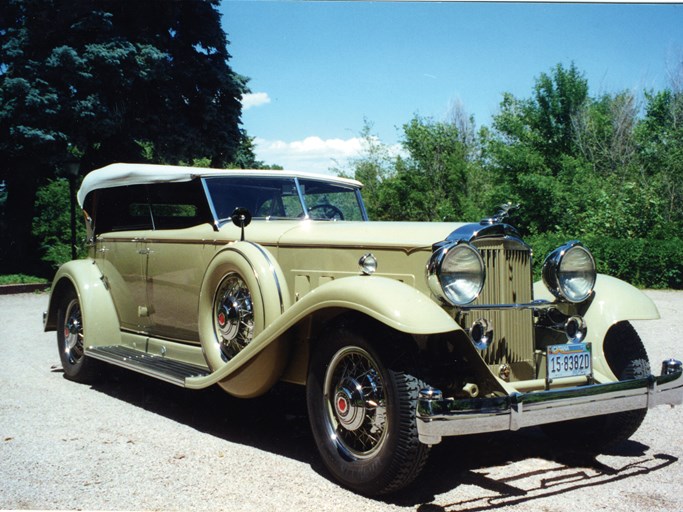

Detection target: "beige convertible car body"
[44, 163, 682, 495]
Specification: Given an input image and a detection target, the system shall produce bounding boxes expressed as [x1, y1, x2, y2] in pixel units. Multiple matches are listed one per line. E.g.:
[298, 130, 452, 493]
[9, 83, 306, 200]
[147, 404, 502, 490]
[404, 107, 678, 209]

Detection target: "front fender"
[294, 275, 460, 335]
[45, 259, 121, 347]
[534, 274, 659, 379]
[186, 275, 460, 389]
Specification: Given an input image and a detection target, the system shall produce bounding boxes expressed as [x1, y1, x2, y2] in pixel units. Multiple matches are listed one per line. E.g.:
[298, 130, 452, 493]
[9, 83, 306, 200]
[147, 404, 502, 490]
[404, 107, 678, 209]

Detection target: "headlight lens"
[542, 242, 596, 303]
[427, 242, 485, 306]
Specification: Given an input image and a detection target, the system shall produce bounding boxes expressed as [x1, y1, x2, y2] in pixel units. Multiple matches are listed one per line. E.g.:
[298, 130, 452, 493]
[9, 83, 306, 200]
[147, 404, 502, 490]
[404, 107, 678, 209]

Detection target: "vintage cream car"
[44, 163, 682, 495]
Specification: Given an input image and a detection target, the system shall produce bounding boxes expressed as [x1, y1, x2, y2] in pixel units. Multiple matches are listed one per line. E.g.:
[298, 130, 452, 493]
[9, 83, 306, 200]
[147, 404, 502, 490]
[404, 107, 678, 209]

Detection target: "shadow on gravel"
[82, 367, 678, 508]
[86, 365, 318, 463]
[388, 430, 678, 510]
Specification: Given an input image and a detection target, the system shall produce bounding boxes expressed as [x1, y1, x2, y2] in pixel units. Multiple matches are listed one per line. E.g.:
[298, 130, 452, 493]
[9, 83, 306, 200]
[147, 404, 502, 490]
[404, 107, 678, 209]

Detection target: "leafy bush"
[529, 234, 683, 289]
[32, 179, 87, 269]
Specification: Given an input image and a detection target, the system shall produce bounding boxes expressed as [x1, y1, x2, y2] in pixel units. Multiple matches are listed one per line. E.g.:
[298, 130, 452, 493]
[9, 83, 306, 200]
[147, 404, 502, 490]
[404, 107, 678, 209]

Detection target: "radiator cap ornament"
[481, 202, 520, 225]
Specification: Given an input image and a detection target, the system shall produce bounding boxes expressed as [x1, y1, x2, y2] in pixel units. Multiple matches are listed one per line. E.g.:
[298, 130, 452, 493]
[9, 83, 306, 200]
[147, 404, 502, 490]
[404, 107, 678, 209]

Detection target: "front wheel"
[56, 288, 99, 383]
[541, 321, 650, 451]
[306, 326, 429, 495]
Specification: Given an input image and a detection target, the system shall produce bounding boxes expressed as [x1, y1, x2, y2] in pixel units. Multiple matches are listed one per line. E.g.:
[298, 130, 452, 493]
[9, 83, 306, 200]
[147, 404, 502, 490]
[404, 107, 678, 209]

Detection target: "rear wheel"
[542, 321, 650, 450]
[56, 289, 99, 383]
[306, 326, 429, 495]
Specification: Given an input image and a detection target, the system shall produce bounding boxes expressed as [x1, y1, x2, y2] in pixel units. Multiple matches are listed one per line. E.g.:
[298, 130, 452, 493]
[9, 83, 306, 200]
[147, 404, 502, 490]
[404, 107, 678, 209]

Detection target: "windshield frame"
[202, 175, 369, 227]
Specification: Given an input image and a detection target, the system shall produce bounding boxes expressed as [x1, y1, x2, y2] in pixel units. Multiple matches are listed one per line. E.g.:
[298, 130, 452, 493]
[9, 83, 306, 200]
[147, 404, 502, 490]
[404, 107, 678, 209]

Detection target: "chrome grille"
[465, 239, 535, 380]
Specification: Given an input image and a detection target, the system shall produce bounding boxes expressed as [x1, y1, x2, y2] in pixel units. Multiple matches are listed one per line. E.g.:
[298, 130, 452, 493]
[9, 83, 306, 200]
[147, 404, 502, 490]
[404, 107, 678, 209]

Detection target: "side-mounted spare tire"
[197, 241, 291, 398]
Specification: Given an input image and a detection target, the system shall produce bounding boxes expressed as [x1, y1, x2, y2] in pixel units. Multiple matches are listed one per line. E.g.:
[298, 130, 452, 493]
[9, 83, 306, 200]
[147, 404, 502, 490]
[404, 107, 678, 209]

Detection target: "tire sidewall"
[541, 321, 650, 449]
[306, 327, 407, 494]
[56, 288, 94, 381]
[198, 242, 289, 371]
[198, 252, 266, 370]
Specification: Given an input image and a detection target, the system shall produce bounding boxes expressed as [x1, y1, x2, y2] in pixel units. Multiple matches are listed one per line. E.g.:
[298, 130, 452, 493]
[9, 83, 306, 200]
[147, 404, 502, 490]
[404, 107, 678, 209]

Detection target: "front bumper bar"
[416, 362, 683, 445]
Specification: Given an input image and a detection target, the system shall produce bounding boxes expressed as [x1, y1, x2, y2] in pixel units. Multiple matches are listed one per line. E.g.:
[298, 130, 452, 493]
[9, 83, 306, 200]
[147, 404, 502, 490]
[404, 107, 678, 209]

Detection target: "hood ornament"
[481, 202, 520, 225]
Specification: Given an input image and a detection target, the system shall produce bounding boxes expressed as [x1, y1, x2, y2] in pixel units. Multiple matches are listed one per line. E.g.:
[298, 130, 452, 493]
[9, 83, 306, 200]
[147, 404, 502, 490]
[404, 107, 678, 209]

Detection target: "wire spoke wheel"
[63, 298, 85, 365]
[213, 273, 254, 361]
[324, 346, 388, 460]
[57, 289, 98, 383]
[307, 326, 430, 495]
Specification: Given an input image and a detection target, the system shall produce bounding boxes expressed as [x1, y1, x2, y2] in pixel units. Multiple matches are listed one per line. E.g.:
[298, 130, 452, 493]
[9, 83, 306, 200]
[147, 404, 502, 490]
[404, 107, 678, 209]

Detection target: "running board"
[86, 346, 210, 387]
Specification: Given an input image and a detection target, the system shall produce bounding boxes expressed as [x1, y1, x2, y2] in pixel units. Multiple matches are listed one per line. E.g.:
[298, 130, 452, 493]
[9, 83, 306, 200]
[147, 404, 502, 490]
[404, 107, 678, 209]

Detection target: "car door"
[92, 184, 153, 334]
[144, 181, 218, 343]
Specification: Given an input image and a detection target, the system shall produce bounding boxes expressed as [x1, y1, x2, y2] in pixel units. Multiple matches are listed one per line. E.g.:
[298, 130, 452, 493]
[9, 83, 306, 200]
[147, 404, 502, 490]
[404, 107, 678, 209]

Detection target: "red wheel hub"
[337, 396, 348, 414]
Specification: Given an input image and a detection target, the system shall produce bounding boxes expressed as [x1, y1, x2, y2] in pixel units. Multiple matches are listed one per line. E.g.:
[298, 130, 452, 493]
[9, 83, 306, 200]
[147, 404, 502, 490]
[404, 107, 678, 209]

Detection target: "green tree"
[337, 120, 398, 219]
[569, 91, 664, 238]
[635, 87, 683, 231]
[574, 91, 638, 177]
[0, 0, 247, 273]
[32, 178, 86, 268]
[488, 62, 674, 239]
[371, 116, 479, 222]
[341, 115, 491, 222]
[488, 63, 592, 234]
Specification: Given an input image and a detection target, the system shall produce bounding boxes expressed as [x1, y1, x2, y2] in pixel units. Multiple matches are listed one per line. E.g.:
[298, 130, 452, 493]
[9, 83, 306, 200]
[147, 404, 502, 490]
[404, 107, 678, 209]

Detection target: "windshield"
[203, 176, 367, 223]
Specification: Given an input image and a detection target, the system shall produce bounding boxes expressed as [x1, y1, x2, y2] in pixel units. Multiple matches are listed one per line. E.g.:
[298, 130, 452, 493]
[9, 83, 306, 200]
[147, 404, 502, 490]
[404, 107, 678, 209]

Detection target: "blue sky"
[219, 1, 683, 174]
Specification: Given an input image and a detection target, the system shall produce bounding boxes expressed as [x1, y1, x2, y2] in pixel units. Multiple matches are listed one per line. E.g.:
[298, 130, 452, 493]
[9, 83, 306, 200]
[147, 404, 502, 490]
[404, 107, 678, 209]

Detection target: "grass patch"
[0, 274, 49, 285]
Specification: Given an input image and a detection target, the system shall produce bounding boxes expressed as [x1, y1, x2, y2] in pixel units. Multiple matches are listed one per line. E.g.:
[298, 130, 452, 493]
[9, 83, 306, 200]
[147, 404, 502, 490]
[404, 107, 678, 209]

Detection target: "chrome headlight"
[542, 241, 596, 303]
[427, 242, 485, 306]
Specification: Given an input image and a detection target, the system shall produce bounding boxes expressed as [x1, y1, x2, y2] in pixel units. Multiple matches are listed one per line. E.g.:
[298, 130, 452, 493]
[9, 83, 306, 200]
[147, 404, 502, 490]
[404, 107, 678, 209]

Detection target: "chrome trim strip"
[100, 236, 231, 246]
[86, 345, 209, 387]
[219, 246, 269, 327]
[97, 236, 431, 255]
[245, 241, 286, 315]
[355, 188, 370, 221]
[446, 222, 529, 250]
[275, 242, 431, 256]
[416, 369, 683, 445]
[293, 177, 309, 219]
[458, 300, 554, 312]
[119, 328, 200, 346]
[200, 177, 221, 231]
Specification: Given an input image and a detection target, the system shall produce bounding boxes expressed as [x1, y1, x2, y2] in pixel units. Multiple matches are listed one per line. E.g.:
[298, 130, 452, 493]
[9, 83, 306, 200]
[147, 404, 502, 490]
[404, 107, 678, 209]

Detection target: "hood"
[217, 220, 471, 251]
[275, 220, 470, 250]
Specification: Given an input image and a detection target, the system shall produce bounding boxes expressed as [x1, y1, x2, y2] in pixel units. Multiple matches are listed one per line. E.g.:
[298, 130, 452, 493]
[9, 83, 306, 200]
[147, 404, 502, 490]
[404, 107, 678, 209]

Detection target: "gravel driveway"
[1, 290, 681, 511]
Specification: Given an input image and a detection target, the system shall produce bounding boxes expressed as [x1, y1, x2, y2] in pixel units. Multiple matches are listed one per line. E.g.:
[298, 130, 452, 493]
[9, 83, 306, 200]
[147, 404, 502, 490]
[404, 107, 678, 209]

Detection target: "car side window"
[298, 179, 365, 221]
[92, 180, 211, 234]
[147, 181, 210, 229]
[94, 184, 152, 234]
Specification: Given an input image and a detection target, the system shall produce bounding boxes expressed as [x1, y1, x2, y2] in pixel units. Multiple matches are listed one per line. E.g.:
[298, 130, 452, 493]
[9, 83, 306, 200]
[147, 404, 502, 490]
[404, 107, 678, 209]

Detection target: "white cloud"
[253, 136, 365, 174]
[241, 92, 271, 110]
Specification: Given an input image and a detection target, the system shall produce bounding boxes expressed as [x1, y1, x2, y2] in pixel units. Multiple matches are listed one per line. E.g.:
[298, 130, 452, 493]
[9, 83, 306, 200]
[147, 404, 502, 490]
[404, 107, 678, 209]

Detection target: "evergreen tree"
[0, 0, 248, 273]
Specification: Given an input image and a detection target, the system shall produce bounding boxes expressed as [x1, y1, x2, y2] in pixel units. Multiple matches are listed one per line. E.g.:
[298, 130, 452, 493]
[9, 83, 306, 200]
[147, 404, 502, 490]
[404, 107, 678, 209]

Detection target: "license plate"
[547, 343, 592, 380]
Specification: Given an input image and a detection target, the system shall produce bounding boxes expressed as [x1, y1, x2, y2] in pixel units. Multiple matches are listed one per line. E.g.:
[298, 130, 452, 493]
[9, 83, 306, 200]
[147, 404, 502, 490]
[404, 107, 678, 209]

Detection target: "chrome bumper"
[416, 360, 683, 445]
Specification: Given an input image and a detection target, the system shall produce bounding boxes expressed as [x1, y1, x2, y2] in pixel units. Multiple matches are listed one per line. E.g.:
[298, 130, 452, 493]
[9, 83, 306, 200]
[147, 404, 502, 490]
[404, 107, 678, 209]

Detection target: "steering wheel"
[306, 203, 344, 221]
